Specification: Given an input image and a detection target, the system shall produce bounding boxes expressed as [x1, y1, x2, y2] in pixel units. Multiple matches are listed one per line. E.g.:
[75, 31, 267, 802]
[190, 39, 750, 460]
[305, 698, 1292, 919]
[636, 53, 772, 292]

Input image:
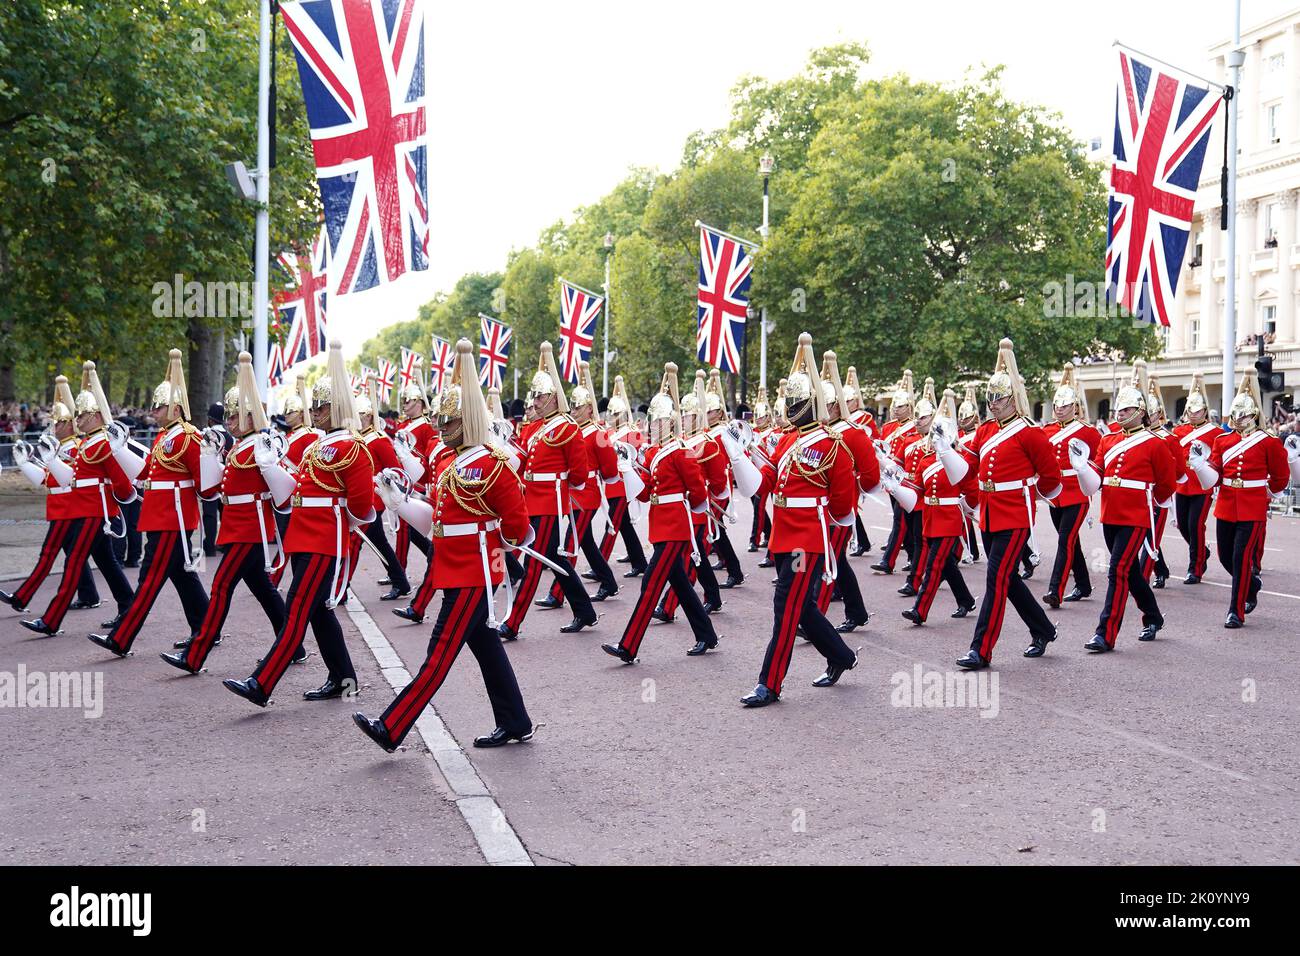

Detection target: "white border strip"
[345, 595, 533, 866]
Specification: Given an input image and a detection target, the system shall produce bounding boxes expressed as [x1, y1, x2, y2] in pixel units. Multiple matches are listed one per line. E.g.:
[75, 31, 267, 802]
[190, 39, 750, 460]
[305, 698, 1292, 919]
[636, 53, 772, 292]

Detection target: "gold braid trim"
[301, 438, 371, 494]
[786, 432, 844, 489]
[152, 421, 198, 468]
[437, 453, 504, 518]
[79, 435, 113, 466]
[541, 416, 577, 448]
[228, 443, 259, 470]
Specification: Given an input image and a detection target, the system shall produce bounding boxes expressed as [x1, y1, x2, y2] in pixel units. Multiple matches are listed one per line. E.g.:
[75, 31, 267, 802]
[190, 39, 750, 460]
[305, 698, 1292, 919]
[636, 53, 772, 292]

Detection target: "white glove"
[931, 427, 952, 456]
[374, 470, 406, 511]
[199, 445, 223, 491]
[34, 433, 59, 466]
[1188, 439, 1210, 466]
[936, 443, 968, 484]
[719, 424, 744, 460]
[1285, 433, 1300, 462]
[12, 441, 30, 467]
[1186, 440, 1219, 490]
[883, 474, 917, 512]
[18, 458, 46, 488]
[1075, 459, 1101, 496]
[1067, 437, 1090, 469]
[393, 495, 434, 537]
[106, 421, 128, 453]
[729, 448, 763, 498]
[394, 438, 425, 482]
[110, 430, 147, 481]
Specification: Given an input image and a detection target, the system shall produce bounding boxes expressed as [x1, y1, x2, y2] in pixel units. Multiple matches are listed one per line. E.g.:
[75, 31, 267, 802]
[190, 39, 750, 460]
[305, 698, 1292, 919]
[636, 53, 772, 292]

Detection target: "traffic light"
[1255, 353, 1285, 393]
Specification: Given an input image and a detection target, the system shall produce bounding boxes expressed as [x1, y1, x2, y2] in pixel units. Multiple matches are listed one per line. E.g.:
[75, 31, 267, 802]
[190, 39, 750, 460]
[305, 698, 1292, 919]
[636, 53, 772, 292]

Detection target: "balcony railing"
[1251, 248, 1278, 272]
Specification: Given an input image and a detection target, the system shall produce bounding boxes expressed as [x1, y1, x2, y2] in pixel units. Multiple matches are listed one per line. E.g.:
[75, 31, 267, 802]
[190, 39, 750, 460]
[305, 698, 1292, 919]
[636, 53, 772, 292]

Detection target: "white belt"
[524, 471, 568, 482]
[145, 478, 198, 568]
[1104, 476, 1152, 491]
[293, 494, 347, 507]
[432, 518, 501, 538]
[222, 491, 272, 505]
[49, 485, 73, 495]
[143, 479, 194, 491]
[772, 495, 829, 508]
[924, 496, 962, 506]
[1060, 468, 1077, 477]
[51, 478, 104, 496]
[1222, 478, 1269, 489]
[979, 478, 1031, 492]
[648, 492, 699, 564]
[649, 492, 686, 504]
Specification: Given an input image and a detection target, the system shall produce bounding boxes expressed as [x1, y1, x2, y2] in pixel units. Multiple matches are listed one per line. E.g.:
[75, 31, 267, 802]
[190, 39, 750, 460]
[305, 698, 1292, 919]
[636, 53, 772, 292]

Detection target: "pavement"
[2, 498, 1298, 865]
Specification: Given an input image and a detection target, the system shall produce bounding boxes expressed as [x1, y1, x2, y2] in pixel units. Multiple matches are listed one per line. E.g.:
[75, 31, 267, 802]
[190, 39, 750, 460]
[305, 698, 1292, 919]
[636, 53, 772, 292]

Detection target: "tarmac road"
[2, 500, 1297, 865]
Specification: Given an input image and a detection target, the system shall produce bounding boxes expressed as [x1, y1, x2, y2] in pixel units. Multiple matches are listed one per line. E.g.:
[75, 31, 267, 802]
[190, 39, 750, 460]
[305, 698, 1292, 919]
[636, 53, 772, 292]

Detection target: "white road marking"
[870, 525, 891, 532]
[346, 595, 533, 866]
[1200, 580, 1300, 601]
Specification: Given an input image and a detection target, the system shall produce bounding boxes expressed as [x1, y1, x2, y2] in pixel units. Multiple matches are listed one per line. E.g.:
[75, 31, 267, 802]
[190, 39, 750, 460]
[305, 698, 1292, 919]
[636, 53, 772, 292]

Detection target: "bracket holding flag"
[694, 220, 758, 375]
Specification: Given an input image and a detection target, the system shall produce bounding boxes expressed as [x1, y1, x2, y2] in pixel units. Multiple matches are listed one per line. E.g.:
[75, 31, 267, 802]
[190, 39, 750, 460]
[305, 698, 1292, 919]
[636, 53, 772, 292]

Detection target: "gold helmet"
[937, 387, 959, 429]
[915, 377, 937, 419]
[1228, 367, 1263, 432]
[647, 362, 680, 433]
[843, 366, 861, 408]
[785, 333, 827, 423]
[753, 385, 770, 423]
[570, 360, 596, 411]
[891, 369, 915, 414]
[607, 375, 631, 422]
[1053, 361, 1084, 413]
[958, 384, 979, 424]
[1183, 371, 1209, 419]
[1116, 359, 1149, 415]
[223, 351, 270, 432]
[986, 338, 1030, 418]
[531, 342, 568, 413]
[680, 369, 707, 436]
[437, 339, 491, 446]
[153, 348, 191, 420]
[283, 373, 310, 416]
[313, 340, 361, 432]
[75, 361, 113, 423]
[705, 368, 726, 415]
[52, 375, 76, 424]
[820, 351, 849, 422]
[1146, 374, 1166, 424]
[774, 378, 789, 426]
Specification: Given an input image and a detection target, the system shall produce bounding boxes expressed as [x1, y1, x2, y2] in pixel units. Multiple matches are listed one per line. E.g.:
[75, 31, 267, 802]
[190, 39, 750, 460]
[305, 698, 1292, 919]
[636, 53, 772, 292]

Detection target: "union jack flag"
[697, 224, 753, 373]
[1106, 50, 1222, 327]
[428, 336, 454, 394]
[375, 358, 396, 403]
[359, 365, 378, 396]
[478, 315, 512, 388]
[268, 341, 286, 388]
[274, 225, 329, 366]
[557, 280, 603, 383]
[399, 346, 422, 390]
[280, 0, 428, 296]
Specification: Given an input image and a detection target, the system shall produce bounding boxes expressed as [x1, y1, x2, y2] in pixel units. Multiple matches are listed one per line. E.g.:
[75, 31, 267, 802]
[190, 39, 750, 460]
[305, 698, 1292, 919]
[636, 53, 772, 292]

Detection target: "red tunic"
[910, 443, 979, 538]
[62, 431, 134, 521]
[1090, 428, 1178, 527]
[427, 443, 529, 588]
[285, 426, 323, 468]
[757, 424, 857, 555]
[43, 437, 79, 520]
[829, 418, 881, 493]
[520, 413, 589, 517]
[634, 440, 707, 544]
[1171, 421, 1221, 497]
[574, 422, 618, 509]
[395, 416, 437, 491]
[883, 419, 918, 461]
[849, 408, 879, 441]
[138, 421, 202, 533]
[281, 430, 375, 556]
[683, 432, 727, 526]
[1208, 429, 1289, 522]
[968, 417, 1062, 532]
[1041, 419, 1102, 508]
[204, 435, 276, 546]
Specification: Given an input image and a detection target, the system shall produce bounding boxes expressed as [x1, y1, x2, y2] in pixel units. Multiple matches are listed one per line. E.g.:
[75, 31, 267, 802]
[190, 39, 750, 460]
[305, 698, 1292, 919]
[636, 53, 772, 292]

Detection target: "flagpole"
[1223, 0, 1243, 417]
[253, 0, 272, 399]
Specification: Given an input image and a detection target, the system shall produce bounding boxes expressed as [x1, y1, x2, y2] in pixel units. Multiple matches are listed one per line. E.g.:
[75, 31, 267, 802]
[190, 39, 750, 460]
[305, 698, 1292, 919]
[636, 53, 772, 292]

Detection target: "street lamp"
[757, 153, 774, 391]
[602, 231, 614, 398]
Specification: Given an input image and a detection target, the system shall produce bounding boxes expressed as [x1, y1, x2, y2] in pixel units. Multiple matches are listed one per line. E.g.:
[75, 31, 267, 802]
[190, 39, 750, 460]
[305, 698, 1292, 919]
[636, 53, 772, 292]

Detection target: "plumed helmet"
[1184, 371, 1209, 417]
[438, 339, 491, 446]
[1229, 367, 1262, 428]
[570, 360, 596, 410]
[607, 375, 630, 420]
[820, 351, 849, 422]
[914, 377, 937, 419]
[892, 369, 915, 410]
[75, 361, 113, 423]
[153, 348, 191, 420]
[785, 333, 828, 422]
[223, 352, 270, 431]
[52, 375, 76, 423]
[705, 368, 726, 415]
[1053, 361, 1083, 411]
[647, 363, 680, 429]
[843, 366, 861, 406]
[985, 338, 1030, 418]
[958, 384, 979, 423]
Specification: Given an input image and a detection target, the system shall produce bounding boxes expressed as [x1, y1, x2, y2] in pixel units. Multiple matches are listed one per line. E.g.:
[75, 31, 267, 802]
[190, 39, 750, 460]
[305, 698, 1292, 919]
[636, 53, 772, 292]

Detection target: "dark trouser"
[661, 524, 721, 614]
[251, 553, 355, 696]
[502, 514, 594, 633]
[1217, 518, 1264, 620]
[549, 506, 617, 602]
[758, 552, 855, 696]
[903, 509, 922, 574]
[111, 530, 210, 652]
[1047, 501, 1091, 601]
[618, 540, 717, 657]
[13, 519, 98, 608]
[395, 521, 432, 571]
[269, 509, 291, 587]
[1095, 523, 1162, 647]
[913, 535, 974, 621]
[711, 521, 743, 579]
[1142, 507, 1171, 581]
[183, 542, 287, 669]
[36, 518, 134, 631]
[379, 586, 531, 746]
[599, 496, 646, 572]
[853, 511, 871, 552]
[881, 500, 906, 570]
[964, 513, 980, 560]
[750, 494, 769, 548]
[201, 498, 222, 556]
[970, 527, 1054, 661]
[347, 519, 409, 593]
[1175, 492, 1212, 577]
[110, 496, 142, 566]
[815, 524, 867, 622]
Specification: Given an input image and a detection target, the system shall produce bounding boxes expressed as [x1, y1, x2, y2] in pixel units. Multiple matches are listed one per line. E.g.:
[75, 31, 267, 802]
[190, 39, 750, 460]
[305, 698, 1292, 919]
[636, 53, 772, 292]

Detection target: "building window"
[1267, 52, 1285, 73]
[1265, 203, 1279, 246]
[1159, 325, 1171, 354]
[1263, 304, 1277, 336]
[1190, 316, 1201, 351]
[1267, 103, 1281, 144]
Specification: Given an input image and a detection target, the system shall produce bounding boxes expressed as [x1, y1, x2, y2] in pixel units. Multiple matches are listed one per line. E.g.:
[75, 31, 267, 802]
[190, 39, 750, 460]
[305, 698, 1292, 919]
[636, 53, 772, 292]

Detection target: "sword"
[512, 541, 571, 577]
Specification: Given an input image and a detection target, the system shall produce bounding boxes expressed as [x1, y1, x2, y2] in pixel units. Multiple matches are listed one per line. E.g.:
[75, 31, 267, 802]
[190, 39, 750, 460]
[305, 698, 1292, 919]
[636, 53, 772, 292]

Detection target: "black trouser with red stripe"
[1141, 507, 1171, 581]
[963, 513, 980, 560]
[34, 518, 134, 631]
[853, 511, 871, 552]
[814, 524, 867, 622]
[970, 527, 1055, 661]
[599, 495, 646, 572]
[378, 586, 531, 746]
[1217, 518, 1264, 620]
[750, 494, 769, 548]
[251, 552, 355, 696]
[109, 530, 209, 653]
[912, 535, 974, 622]
[1046, 501, 1091, 601]
[395, 522, 431, 571]
[759, 552, 855, 696]
[661, 524, 721, 615]
[711, 521, 743, 580]
[1094, 523, 1162, 647]
[880, 500, 906, 570]
[183, 542, 287, 670]
[549, 506, 616, 603]
[1175, 492, 1212, 577]
[618, 540, 717, 657]
[110, 496, 143, 567]
[12, 519, 98, 609]
[502, 514, 594, 633]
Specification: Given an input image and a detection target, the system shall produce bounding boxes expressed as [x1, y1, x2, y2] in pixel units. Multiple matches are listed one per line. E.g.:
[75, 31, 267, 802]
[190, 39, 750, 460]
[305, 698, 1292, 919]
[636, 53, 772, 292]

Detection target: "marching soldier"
[2, 376, 102, 614]
[88, 350, 210, 656]
[496, 342, 597, 640]
[885, 388, 978, 624]
[956, 385, 982, 564]
[656, 371, 724, 621]
[598, 375, 648, 577]
[538, 362, 619, 608]
[718, 334, 860, 707]
[1170, 372, 1218, 583]
[19, 364, 136, 636]
[391, 361, 437, 575]
[1185, 371, 1292, 628]
[223, 340, 375, 706]
[1070, 362, 1177, 651]
[813, 352, 878, 633]
[1140, 372, 1182, 588]
[748, 386, 773, 553]
[160, 354, 287, 673]
[949, 339, 1062, 669]
[601, 363, 720, 663]
[1040, 362, 1101, 607]
[269, 375, 322, 588]
[353, 340, 535, 751]
[842, 366, 876, 556]
[703, 369, 745, 588]
[871, 370, 917, 575]
[897, 379, 936, 597]
[756, 380, 789, 571]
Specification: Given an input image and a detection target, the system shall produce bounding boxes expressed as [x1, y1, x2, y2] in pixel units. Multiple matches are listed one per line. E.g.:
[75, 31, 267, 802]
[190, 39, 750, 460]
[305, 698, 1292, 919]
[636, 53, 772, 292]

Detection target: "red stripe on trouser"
[382, 588, 477, 741]
[185, 543, 251, 666]
[1055, 503, 1088, 600]
[113, 531, 178, 651]
[915, 537, 955, 620]
[1191, 497, 1210, 575]
[884, 507, 905, 565]
[395, 522, 410, 569]
[549, 509, 595, 602]
[15, 520, 70, 606]
[1102, 528, 1146, 647]
[662, 530, 708, 615]
[411, 562, 439, 615]
[763, 561, 816, 696]
[599, 497, 628, 562]
[978, 528, 1028, 660]
[619, 541, 684, 657]
[503, 516, 554, 631]
[257, 554, 330, 693]
[1142, 508, 1168, 579]
[816, 526, 853, 614]
[1236, 522, 1263, 618]
[42, 519, 100, 629]
[345, 532, 364, 590]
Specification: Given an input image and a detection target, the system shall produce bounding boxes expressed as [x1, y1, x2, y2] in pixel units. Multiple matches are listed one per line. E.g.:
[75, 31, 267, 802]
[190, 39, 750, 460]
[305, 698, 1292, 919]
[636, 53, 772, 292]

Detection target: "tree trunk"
[187, 318, 226, 422]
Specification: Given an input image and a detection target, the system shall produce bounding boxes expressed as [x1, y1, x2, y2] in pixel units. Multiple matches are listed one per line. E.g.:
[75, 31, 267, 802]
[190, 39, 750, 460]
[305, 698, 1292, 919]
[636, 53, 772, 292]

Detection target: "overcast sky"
[325, 0, 1297, 355]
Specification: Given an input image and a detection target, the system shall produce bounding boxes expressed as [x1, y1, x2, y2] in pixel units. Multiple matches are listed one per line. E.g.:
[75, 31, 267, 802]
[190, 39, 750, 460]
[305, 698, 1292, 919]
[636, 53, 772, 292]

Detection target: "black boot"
[222, 676, 269, 707]
[392, 605, 424, 624]
[955, 649, 989, 669]
[20, 618, 59, 637]
[159, 651, 200, 675]
[740, 685, 779, 707]
[812, 650, 858, 687]
[352, 713, 398, 753]
[600, 643, 636, 664]
[534, 594, 563, 610]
